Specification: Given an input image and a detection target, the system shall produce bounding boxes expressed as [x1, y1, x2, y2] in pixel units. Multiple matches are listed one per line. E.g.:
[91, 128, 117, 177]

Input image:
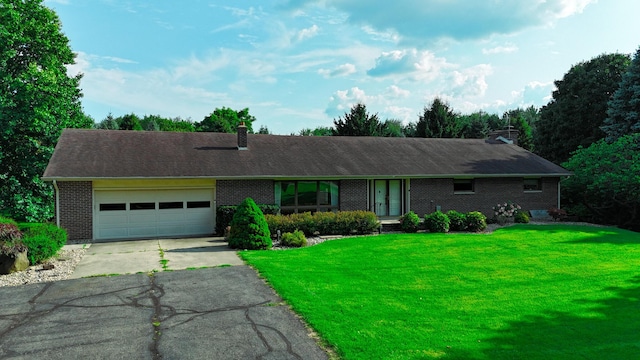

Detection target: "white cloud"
[367, 49, 452, 81]
[296, 24, 319, 41]
[447, 64, 493, 97]
[385, 85, 410, 98]
[287, 0, 598, 43]
[511, 81, 554, 106]
[318, 63, 356, 78]
[482, 44, 519, 55]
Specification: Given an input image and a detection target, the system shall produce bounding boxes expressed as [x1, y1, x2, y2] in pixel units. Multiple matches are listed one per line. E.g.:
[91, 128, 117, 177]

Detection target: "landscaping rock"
[0, 251, 29, 275]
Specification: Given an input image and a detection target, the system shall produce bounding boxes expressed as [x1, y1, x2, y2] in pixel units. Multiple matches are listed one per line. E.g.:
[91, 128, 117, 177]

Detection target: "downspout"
[53, 179, 60, 227]
[557, 178, 561, 209]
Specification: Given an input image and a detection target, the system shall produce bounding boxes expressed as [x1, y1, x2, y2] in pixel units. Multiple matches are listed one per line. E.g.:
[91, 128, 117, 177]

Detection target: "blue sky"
[45, 0, 640, 134]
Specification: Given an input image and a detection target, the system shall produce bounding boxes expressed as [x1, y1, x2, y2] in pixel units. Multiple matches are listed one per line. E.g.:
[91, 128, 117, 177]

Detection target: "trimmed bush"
[466, 211, 488, 232]
[265, 210, 379, 237]
[21, 223, 67, 265]
[446, 210, 467, 231]
[514, 211, 530, 224]
[424, 211, 450, 233]
[216, 204, 279, 235]
[228, 198, 272, 250]
[400, 211, 420, 233]
[281, 230, 307, 247]
[0, 216, 18, 226]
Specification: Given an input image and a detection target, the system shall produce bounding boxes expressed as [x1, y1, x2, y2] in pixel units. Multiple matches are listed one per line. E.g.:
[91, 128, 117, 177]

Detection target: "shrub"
[266, 211, 379, 236]
[21, 223, 67, 265]
[424, 211, 450, 233]
[281, 230, 307, 247]
[0, 216, 18, 226]
[228, 198, 272, 250]
[400, 211, 420, 233]
[514, 211, 530, 224]
[466, 211, 487, 232]
[446, 210, 467, 231]
[0, 223, 26, 257]
[217, 204, 279, 235]
[0, 223, 23, 241]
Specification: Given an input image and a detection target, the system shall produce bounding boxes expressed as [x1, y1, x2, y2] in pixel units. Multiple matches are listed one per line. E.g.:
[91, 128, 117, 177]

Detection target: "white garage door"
[95, 189, 214, 240]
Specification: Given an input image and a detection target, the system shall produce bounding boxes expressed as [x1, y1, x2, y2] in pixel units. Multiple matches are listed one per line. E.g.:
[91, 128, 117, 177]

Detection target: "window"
[187, 201, 211, 209]
[159, 202, 183, 209]
[454, 179, 475, 193]
[276, 181, 339, 214]
[130, 202, 155, 210]
[524, 178, 542, 191]
[99, 203, 126, 211]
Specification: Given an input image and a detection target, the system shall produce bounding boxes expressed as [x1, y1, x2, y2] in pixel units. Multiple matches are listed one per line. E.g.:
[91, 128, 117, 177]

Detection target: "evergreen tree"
[602, 47, 640, 142]
[228, 198, 272, 250]
[333, 103, 382, 136]
[416, 98, 459, 138]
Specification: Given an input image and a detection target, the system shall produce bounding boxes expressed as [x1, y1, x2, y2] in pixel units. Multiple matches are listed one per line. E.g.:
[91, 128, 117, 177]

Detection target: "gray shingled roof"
[42, 129, 571, 180]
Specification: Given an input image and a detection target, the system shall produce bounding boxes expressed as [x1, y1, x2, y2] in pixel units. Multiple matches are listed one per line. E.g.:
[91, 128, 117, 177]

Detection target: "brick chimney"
[237, 122, 248, 150]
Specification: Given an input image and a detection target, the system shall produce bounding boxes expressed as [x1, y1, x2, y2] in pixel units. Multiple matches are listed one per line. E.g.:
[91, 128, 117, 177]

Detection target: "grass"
[239, 224, 640, 360]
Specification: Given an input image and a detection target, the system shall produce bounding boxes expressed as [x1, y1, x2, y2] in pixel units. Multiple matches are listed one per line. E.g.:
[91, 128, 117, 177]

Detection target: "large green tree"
[535, 53, 631, 164]
[503, 107, 538, 151]
[416, 98, 459, 138]
[601, 47, 640, 142]
[298, 126, 333, 136]
[333, 103, 382, 136]
[0, 0, 92, 221]
[562, 133, 640, 230]
[195, 107, 256, 133]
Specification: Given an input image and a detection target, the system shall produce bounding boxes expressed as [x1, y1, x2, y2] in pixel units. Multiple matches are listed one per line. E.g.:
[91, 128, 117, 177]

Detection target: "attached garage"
[93, 182, 215, 240]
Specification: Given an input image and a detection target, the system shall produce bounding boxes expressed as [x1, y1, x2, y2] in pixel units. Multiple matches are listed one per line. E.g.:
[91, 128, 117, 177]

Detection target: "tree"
[228, 197, 272, 250]
[503, 107, 537, 151]
[416, 98, 459, 138]
[535, 53, 631, 164]
[195, 107, 255, 133]
[140, 114, 195, 132]
[298, 126, 333, 136]
[602, 47, 640, 142]
[562, 133, 640, 230]
[457, 111, 494, 139]
[381, 119, 405, 137]
[96, 113, 119, 130]
[0, 0, 92, 221]
[333, 103, 383, 136]
[257, 125, 270, 134]
[117, 113, 142, 130]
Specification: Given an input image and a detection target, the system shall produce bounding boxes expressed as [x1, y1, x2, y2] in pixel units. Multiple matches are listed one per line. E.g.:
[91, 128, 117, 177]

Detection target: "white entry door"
[94, 189, 214, 240]
[374, 180, 403, 217]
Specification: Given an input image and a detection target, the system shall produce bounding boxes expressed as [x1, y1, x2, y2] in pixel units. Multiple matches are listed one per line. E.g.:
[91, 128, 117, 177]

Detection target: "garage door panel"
[95, 189, 214, 240]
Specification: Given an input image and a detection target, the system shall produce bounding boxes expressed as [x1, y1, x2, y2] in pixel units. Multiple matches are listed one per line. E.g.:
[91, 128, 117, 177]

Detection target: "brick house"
[43, 126, 570, 240]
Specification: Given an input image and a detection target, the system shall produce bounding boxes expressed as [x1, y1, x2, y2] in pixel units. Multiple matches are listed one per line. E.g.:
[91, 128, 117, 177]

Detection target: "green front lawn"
[240, 225, 640, 359]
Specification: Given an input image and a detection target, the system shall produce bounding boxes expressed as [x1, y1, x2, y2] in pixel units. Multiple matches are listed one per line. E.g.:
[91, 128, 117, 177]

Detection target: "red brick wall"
[57, 181, 93, 241]
[216, 180, 275, 206]
[410, 177, 559, 217]
[339, 180, 368, 211]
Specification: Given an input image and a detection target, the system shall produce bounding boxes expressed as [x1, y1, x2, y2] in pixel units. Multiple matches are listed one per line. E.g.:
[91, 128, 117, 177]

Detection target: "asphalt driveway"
[0, 266, 329, 359]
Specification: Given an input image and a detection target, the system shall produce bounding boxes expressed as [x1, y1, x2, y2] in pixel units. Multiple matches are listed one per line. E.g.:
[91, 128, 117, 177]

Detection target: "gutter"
[53, 179, 60, 227]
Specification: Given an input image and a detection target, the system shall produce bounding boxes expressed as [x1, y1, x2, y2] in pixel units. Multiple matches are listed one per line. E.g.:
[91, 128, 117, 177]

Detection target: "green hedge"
[446, 210, 467, 231]
[466, 211, 488, 232]
[22, 223, 67, 265]
[265, 210, 379, 237]
[281, 230, 307, 247]
[400, 211, 421, 233]
[216, 204, 279, 235]
[424, 211, 450, 233]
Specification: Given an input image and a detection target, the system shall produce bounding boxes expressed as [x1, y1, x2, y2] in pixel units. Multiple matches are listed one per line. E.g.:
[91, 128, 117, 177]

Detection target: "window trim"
[453, 179, 475, 194]
[524, 178, 543, 192]
[276, 180, 340, 214]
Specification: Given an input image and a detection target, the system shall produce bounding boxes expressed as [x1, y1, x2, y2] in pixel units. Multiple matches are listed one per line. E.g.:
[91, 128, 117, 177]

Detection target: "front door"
[374, 180, 402, 217]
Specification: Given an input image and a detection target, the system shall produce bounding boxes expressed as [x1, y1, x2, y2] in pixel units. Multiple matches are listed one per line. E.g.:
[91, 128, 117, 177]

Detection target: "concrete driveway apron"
[70, 237, 244, 279]
[0, 266, 328, 359]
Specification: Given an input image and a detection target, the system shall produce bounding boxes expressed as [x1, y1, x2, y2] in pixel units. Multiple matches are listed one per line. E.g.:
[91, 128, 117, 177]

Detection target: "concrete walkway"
[71, 237, 244, 279]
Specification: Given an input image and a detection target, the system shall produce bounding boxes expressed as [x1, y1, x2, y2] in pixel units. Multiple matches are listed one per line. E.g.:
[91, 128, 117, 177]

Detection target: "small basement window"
[187, 201, 211, 208]
[454, 179, 475, 193]
[159, 202, 183, 210]
[524, 178, 542, 192]
[99, 203, 126, 211]
[130, 202, 155, 210]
